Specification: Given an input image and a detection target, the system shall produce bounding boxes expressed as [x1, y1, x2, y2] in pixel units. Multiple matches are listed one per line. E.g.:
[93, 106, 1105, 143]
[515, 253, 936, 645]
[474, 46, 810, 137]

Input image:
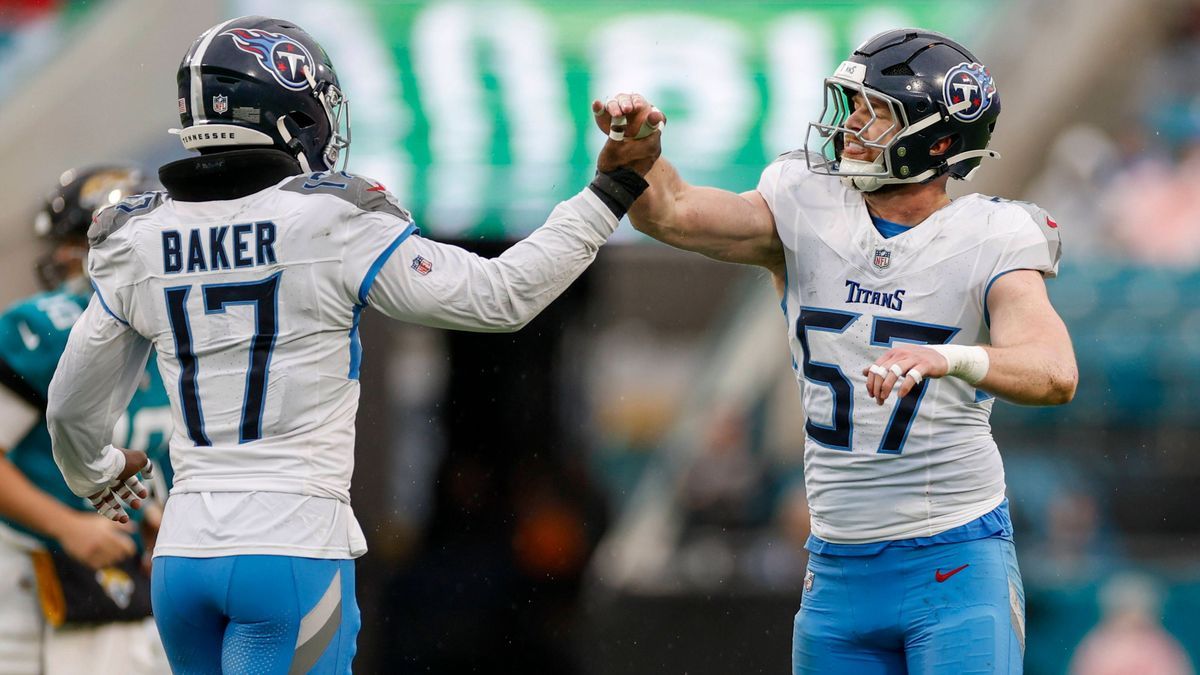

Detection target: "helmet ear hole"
[289, 111, 317, 129]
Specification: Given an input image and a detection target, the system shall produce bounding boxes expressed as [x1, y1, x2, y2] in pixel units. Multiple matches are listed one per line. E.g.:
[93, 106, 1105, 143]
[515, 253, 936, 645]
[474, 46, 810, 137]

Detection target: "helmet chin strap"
[276, 116, 313, 173]
[839, 158, 889, 192]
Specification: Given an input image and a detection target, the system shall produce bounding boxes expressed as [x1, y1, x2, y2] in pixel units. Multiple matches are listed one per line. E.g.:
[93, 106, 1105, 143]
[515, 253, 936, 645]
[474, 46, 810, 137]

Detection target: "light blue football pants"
[793, 537, 1025, 674]
[151, 555, 359, 674]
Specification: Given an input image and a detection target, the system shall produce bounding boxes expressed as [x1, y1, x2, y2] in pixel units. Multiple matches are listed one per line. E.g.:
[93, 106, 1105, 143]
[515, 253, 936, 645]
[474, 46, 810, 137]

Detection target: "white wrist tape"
[927, 345, 989, 385]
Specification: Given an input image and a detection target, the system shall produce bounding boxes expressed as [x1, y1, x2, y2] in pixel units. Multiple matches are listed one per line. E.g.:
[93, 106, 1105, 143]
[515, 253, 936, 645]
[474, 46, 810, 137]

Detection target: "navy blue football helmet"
[175, 16, 350, 172]
[807, 29, 1001, 191]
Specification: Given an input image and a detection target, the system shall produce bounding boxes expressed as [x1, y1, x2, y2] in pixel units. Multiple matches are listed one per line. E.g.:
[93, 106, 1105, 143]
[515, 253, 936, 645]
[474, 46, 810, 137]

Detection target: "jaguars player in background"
[0, 166, 172, 674]
[46, 15, 662, 674]
[594, 30, 1076, 674]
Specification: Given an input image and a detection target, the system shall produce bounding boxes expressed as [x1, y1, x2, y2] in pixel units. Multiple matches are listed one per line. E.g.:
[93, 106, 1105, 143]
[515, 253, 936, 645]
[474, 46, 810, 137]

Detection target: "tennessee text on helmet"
[806, 29, 1001, 192]
[174, 16, 351, 173]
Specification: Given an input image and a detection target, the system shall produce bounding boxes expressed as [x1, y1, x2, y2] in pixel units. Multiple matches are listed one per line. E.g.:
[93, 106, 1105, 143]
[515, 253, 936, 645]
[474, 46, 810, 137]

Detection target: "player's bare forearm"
[0, 455, 84, 539]
[976, 340, 1077, 405]
[979, 270, 1077, 405]
[628, 158, 784, 273]
[593, 93, 784, 273]
[865, 270, 1077, 406]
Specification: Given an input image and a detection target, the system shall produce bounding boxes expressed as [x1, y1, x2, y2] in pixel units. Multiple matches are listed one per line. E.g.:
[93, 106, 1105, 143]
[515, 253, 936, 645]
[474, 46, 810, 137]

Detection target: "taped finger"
[906, 369, 924, 385]
[632, 109, 666, 140]
[868, 364, 888, 378]
[123, 475, 148, 500]
[90, 491, 127, 522]
[889, 363, 905, 378]
[609, 114, 628, 141]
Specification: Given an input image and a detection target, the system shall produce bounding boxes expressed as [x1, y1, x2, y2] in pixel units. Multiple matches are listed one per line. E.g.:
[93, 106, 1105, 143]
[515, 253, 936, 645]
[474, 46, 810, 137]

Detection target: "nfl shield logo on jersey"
[804, 569, 815, 593]
[873, 248, 892, 270]
[212, 94, 229, 114]
[411, 256, 433, 276]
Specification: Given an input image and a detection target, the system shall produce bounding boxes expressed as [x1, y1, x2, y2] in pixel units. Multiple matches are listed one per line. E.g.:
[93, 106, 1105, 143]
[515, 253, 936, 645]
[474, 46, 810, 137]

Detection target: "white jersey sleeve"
[989, 200, 1062, 280]
[47, 296, 153, 497]
[365, 189, 618, 332]
[54, 170, 620, 558]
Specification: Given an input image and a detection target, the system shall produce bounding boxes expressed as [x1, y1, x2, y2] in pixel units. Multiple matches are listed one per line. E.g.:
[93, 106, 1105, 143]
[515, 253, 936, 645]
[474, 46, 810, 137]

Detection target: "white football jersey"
[758, 152, 1061, 544]
[52, 171, 618, 558]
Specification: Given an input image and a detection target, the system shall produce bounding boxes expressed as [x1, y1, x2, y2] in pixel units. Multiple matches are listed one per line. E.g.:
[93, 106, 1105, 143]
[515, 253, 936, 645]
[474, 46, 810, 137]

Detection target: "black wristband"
[588, 167, 650, 219]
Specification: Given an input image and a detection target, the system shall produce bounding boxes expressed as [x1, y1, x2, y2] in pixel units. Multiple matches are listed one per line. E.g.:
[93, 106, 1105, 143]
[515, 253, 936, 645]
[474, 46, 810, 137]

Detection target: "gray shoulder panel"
[87, 191, 165, 247]
[281, 172, 413, 222]
[992, 196, 1062, 269]
[774, 148, 812, 164]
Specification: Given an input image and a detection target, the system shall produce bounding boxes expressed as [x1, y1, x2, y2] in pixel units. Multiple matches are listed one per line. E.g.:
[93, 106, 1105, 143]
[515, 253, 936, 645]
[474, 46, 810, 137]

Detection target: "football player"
[0, 166, 171, 674]
[593, 29, 1076, 674]
[45, 15, 662, 674]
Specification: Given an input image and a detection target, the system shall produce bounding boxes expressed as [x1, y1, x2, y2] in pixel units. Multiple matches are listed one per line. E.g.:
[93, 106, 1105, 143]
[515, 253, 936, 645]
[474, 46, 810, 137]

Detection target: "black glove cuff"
[588, 167, 650, 219]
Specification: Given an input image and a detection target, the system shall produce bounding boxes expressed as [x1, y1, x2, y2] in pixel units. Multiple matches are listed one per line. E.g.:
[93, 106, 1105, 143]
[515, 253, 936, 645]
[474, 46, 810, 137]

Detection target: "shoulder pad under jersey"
[281, 172, 413, 222]
[989, 196, 1062, 267]
[773, 148, 813, 164]
[87, 192, 165, 247]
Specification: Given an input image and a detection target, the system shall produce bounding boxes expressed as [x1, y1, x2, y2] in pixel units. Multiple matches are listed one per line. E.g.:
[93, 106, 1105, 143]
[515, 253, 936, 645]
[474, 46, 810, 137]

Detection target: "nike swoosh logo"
[17, 321, 39, 351]
[935, 563, 969, 583]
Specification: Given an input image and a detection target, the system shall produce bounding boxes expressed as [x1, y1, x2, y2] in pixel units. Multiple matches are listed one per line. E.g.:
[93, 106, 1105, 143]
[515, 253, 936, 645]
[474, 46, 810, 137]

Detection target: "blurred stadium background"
[2, 0, 1198, 672]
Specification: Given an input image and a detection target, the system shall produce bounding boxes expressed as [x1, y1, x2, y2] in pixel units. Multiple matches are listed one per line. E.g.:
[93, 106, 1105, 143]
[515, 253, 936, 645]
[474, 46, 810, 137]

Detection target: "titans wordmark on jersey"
[758, 152, 1060, 545]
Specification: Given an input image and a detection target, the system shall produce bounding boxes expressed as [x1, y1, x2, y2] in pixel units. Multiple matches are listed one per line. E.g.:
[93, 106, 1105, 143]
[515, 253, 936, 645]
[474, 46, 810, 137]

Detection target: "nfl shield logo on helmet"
[943, 62, 997, 122]
[212, 94, 229, 115]
[873, 248, 892, 270]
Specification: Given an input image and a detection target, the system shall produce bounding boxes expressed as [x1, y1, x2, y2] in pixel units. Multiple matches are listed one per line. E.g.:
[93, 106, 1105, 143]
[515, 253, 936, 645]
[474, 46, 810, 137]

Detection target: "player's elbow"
[495, 315, 532, 333]
[489, 303, 537, 333]
[1044, 365, 1078, 405]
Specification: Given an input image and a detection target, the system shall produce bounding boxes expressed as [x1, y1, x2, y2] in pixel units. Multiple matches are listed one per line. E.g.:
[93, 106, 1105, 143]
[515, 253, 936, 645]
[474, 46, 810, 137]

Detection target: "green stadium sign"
[247, 0, 988, 237]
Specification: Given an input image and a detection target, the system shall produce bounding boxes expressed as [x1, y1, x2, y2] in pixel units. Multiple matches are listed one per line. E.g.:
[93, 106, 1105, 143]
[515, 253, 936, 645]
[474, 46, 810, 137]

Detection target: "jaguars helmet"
[34, 165, 152, 289]
[806, 29, 1001, 192]
[175, 16, 350, 173]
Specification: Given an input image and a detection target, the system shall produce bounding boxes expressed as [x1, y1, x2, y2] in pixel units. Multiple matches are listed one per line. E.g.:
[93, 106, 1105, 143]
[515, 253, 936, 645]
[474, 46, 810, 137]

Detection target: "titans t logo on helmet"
[942, 62, 997, 122]
[223, 28, 315, 91]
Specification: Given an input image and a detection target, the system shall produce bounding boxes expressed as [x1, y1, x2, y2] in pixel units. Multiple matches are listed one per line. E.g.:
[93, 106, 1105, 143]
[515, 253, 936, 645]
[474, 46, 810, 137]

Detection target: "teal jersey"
[0, 286, 172, 547]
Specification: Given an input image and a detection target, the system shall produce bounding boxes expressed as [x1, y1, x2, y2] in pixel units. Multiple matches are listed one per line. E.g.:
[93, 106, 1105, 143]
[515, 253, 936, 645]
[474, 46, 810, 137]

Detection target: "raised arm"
[367, 188, 621, 333]
[593, 94, 784, 276]
[364, 99, 663, 332]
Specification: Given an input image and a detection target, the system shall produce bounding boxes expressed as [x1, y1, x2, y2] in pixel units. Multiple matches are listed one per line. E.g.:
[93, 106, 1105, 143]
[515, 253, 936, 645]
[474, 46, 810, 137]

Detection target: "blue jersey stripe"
[90, 280, 129, 326]
[347, 305, 364, 380]
[356, 222, 418, 306]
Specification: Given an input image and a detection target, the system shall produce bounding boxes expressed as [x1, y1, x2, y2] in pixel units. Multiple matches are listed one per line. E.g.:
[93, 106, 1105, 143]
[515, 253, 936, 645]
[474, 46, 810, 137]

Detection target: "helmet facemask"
[314, 71, 351, 172]
[806, 68, 987, 192]
[807, 78, 909, 192]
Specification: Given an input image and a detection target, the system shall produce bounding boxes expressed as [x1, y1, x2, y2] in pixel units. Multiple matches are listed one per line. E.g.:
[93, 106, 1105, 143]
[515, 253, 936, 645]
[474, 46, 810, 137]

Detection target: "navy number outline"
[164, 272, 281, 445]
[868, 317, 959, 453]
[796, 307, 957, 454]
[795, 308, 860, 450]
